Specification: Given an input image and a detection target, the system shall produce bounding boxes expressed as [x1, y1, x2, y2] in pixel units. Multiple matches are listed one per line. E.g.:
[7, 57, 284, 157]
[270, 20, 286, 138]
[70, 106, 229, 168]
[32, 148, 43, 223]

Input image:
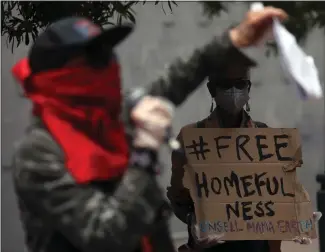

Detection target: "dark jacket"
[12, 31, 257, 252]
[167, 110, 282, 252]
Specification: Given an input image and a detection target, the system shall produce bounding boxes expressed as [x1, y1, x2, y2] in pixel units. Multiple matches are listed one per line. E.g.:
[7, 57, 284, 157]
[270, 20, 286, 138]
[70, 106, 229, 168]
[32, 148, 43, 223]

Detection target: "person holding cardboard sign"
[170, 75, 322, 252]
[168, 59, 273, 252]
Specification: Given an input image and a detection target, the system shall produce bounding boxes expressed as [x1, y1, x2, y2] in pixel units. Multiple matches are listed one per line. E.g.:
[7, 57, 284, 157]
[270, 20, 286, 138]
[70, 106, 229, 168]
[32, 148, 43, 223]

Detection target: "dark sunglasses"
[217, 79, 251, 90]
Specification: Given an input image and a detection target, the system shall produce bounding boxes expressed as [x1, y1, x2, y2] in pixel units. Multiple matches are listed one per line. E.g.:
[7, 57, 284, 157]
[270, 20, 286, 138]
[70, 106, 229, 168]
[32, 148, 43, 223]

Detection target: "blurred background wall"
[1, 2, 324, 252]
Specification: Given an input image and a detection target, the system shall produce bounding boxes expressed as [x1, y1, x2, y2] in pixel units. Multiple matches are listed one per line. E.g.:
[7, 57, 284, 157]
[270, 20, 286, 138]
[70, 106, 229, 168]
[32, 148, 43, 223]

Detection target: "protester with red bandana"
[11, 7, 288, 252]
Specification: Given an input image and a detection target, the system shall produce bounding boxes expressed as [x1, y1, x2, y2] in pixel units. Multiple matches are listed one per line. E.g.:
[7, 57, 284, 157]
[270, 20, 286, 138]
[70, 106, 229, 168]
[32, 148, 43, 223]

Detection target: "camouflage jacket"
[12, 31, 254, 252]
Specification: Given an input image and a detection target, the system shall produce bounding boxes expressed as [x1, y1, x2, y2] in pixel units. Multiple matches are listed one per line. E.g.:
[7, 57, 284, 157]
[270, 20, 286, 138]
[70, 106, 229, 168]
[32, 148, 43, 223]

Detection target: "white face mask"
[214, 86, 250, 114]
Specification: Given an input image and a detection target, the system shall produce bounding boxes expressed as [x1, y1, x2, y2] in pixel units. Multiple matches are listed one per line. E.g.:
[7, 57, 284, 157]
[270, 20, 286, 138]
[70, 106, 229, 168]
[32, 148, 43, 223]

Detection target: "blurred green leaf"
[2, 1, 324, 56]
[200, 1, 325, 45]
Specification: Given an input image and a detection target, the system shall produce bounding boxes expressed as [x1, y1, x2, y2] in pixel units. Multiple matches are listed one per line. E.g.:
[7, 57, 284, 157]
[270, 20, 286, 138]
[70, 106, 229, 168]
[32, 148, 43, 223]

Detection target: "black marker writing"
[185, 136, 211, 160]
[255, 135, 274, 161]
[195, 172, 209, 198]
[226, 201, 275, 221]
[195, 171, 295, 199]
[274, 134, 293, 161]
[236, 135, 253, 161]
[214, 136, 231, 158]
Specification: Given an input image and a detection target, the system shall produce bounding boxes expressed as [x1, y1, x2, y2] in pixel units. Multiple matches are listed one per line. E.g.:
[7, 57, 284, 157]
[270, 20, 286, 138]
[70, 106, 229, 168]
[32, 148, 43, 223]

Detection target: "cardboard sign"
[182, 128, 317, 240]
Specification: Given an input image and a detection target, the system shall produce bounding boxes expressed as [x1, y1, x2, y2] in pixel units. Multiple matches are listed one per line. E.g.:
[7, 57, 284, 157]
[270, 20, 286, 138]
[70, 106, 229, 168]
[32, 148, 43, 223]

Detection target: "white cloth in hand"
[131, 96, 175, 150]
[273, 18, 323, 100]
[190, 213, 225, 248]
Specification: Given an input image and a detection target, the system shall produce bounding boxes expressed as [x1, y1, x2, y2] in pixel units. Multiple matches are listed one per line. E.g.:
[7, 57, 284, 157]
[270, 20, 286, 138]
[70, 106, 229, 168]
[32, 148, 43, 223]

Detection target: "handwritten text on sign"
[183, 128, 301, 164]
[182, 128, 316, 240]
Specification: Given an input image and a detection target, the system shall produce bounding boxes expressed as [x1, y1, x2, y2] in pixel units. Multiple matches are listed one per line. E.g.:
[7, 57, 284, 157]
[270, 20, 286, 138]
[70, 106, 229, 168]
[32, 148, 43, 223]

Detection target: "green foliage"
[1, 1, 324, 54]
[201, 1, 325, 56]
[1, 1, 177, 51]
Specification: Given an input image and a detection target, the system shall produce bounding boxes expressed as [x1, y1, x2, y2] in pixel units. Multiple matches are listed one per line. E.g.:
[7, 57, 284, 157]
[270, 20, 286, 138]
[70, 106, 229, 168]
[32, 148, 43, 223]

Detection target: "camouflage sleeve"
[166, 132, 194, 224]
[147, 31, 255, 106]
[13, 128, 165, 252]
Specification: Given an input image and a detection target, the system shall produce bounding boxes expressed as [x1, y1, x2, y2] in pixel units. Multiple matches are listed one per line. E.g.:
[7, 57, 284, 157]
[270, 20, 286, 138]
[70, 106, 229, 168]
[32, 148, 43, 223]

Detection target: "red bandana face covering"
[12, 58, 129, 183]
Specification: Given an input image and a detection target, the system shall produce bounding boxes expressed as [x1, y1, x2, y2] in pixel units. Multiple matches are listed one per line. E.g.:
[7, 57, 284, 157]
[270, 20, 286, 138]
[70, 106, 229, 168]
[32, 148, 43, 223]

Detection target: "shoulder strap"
[254, 121, 268, 128]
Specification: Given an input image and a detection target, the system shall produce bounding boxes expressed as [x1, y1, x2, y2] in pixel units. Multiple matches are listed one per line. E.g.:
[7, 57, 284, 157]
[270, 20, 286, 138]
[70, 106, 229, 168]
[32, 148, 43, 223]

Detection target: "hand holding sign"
[293, 212, 322, 245]
[189, 213, 226, 248]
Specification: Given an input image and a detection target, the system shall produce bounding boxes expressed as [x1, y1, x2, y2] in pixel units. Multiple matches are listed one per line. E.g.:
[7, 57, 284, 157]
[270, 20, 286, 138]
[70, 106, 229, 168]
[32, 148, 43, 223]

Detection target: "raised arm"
[147, 31, 251, 106]
[146, 7, 288, 106]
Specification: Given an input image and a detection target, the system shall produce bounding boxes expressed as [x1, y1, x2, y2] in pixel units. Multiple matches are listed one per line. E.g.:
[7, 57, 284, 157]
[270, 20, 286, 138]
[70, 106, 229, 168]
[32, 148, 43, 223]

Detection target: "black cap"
[29, 17, 133, 73]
